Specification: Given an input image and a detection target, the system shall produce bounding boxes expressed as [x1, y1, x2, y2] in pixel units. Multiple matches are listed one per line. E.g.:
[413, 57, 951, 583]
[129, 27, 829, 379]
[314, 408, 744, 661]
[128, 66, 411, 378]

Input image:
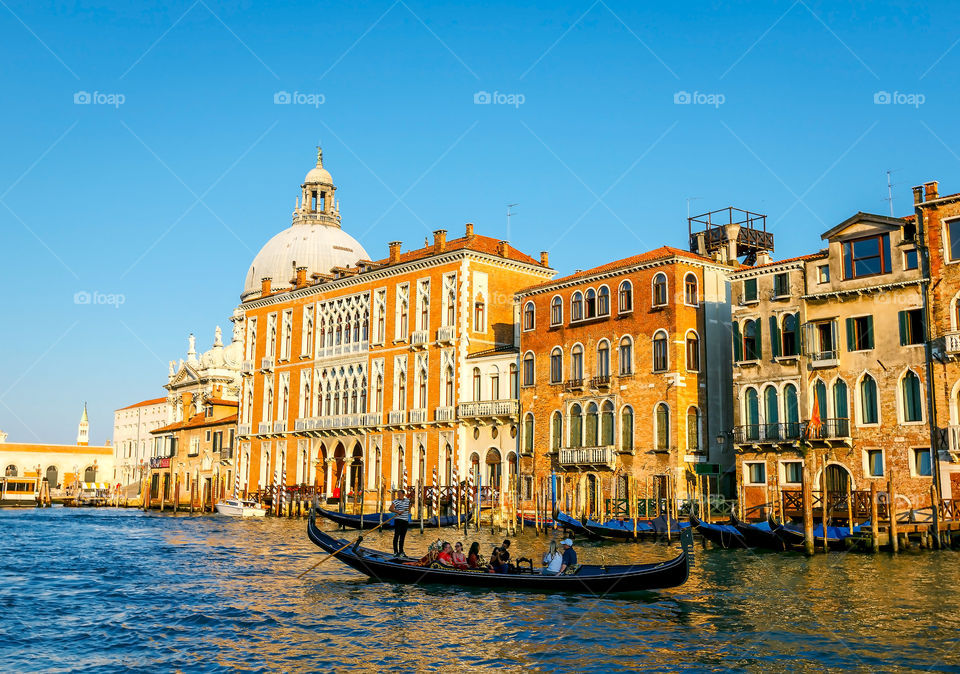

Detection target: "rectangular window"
[846, 315, 874, 351]
[522, 357, 534, 387]
[817, 265, 830, 284]
[782, 461, 803, 485]
[743, 278, 758, 303]
[913, 448, 932, 477]
[899, 309, 925, 346]
[904, 248, 918, 270]
[745, 462, 766, 485]
[653, 339, 668, 372]
[213, 431, 223, 453]
[866, 449, 884, 477]
[843, 234, 892, 279]
[948, 220, 960, 262]
[773, 273, 789, 298]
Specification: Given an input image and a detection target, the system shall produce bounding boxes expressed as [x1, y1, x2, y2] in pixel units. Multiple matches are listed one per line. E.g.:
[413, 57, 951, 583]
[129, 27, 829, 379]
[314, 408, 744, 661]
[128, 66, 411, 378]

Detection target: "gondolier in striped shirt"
[389, 489, 411, 557]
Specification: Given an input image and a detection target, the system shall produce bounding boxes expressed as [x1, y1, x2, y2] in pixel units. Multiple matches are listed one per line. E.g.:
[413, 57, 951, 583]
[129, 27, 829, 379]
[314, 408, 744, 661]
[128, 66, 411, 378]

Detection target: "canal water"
[2, 508, 958, 673]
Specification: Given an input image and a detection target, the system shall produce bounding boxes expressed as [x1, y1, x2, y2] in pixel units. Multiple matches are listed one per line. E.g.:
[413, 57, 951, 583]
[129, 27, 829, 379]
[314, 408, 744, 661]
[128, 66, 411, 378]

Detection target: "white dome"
[305, 166, 333, 184]
[242, 224, 369, 300]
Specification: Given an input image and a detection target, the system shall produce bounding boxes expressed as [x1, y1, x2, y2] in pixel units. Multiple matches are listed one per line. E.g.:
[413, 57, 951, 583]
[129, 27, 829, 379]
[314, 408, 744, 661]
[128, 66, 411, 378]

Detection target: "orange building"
[234, 150, 553, 503]
[515, 246, 734, 514]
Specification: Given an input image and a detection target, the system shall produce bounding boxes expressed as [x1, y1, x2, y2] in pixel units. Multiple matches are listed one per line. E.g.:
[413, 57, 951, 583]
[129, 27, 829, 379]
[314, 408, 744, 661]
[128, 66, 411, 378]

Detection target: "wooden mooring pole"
[888, 474, 899, 553]
[931, 484, 942, 550]
[802, 468, 814, 556]
[870, 482, 880, 554]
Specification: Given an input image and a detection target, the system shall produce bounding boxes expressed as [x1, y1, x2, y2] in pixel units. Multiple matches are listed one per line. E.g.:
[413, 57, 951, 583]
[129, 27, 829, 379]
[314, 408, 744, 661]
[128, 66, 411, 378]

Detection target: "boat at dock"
[306, 508, 693, 593]
[730, 515, 787, 551]
[689, 515, 748, 549]
[316, 507, 465, 530]
[0, 476, 41, 507]
[215, 498, 267, 517]
[768, 515, 864, 550]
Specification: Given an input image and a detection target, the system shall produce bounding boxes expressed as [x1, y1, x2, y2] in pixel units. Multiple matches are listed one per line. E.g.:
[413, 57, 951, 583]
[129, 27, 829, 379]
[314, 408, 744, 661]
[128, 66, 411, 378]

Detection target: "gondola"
[582, 515, 689, 540]
[306, 508, 693, 593]
[518, 514, 558, 529]
[690, 515, 749, 549]
[768, 514, 863, 550]
[731, 514, 787, 551]
[554, 511, 594, 537]
[316, 507, 466, 530]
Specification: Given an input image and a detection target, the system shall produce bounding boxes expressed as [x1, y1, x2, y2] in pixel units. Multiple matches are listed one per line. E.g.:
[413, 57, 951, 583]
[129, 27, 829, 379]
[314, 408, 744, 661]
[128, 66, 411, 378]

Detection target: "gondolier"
[389, 489, 411, 557]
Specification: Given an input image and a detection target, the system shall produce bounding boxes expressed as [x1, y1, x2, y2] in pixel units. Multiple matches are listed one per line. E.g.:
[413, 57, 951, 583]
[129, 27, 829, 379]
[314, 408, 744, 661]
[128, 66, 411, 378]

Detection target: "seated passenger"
[451, 542, 468, 569]
[542, 540, 563, 576]
[467, 542, 483, 569]
[437, 542, 454, 566]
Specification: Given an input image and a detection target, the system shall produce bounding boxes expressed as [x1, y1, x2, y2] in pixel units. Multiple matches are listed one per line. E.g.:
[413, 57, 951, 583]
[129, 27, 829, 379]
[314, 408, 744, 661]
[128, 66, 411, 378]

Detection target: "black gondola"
[731, 514, 787, 551]
[306, 509, 693, 593]
[689, 515, 749, 549]
[768, 514, 862, 550]
[582, 515, 689, 540]
[316, 507, 466, 530]
[554, 511, 595, 537]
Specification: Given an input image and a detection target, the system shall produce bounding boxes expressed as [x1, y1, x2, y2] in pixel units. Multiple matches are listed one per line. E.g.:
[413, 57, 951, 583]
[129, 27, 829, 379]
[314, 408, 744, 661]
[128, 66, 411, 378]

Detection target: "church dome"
[305, 166, 333, 184]
[241, 224, 368, 300]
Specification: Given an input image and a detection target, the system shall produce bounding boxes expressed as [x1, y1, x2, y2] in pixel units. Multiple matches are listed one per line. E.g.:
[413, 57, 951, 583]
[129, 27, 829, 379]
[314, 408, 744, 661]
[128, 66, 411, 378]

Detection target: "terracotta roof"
[152, 413, 238, 434]
[372, 234, 543, 267]
[744, 252, 827, 271]
[117, 397, 167, 411]
[206, 398, 238, 408]
[519, 246, 711, 293]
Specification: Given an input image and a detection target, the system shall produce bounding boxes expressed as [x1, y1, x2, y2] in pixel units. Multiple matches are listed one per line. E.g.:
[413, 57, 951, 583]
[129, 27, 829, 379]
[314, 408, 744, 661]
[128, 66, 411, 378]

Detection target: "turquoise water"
[1, 508, 958, 672]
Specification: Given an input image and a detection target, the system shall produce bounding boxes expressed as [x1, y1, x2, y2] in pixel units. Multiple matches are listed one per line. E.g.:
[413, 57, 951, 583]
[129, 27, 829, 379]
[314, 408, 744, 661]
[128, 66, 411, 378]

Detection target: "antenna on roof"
[885, 169, 900, 217]
[506, 203, 519, 240]
[686, 197, 702, 220]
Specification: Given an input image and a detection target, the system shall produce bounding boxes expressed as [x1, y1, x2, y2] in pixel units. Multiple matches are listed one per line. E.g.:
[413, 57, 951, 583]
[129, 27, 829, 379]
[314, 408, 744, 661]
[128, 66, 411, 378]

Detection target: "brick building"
[234, 149, 552, 502]
[515, 246, 733, 515]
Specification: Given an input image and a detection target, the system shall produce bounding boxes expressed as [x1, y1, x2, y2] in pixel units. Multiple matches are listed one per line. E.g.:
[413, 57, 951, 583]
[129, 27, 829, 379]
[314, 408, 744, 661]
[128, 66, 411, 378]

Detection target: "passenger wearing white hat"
[559, 538, 577, 575]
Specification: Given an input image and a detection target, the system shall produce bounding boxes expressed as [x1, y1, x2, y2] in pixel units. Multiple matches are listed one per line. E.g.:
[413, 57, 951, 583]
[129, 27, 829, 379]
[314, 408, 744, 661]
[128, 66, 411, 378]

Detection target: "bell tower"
[76, 402, 89, 446]
[293, 146, 341, 227]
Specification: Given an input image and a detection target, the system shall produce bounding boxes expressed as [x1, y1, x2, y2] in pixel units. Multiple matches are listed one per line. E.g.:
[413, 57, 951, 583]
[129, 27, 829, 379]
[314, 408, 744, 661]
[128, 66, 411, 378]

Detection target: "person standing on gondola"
[389, 489, 411, 557]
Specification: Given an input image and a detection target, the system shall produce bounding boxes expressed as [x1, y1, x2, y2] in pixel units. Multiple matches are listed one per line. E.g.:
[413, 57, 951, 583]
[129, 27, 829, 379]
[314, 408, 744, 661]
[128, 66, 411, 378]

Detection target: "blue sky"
[1, 0, 958, 443]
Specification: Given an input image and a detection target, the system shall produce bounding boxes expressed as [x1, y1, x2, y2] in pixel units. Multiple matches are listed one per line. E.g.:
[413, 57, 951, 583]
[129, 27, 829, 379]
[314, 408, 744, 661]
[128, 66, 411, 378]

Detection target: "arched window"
[570, 404, 583, 448]
[550, 296, 562, 325]
[444, 367, 454, 406]
[522, 301, 535, 331]
[571, 292, 584, 321]
[652, 331, 668, 372]
[550, 348, 563, 384]
[597, 340, 610, 378]
[764, 386, 779, 440]
[397, 372, 407, 410]
[860, 374, 878, 425]
[621, 406, 634, 452]
[652, 273, 668, 306]
[813, 379, 827, 421]
[489, 368, 500, 400]
[551, 411, 563, 451]
[598, 286, 610, 316]
[601, 400, 614, 445]
[684, 273, 699, 305]
[571, 344, 584, 380]
[375, 375, 384, 413]
[744, 388, 759, 440]
[4, 465, 16, 477]
[509, 363, 519, 397]
[782, 313, 800, 356]
[473, 367, 482, 400]
[523, 413, 534, 453]
[832, 379, 848, 435]
[784, 383, 800, 437]
[618, 281, 633, 313]
[586, 402, 599, 446]
[585, 288, 597, 318]
[619, 336, 633, 375]
[685, 332, 700, 371]
[687, 406, 701, 451]
[743, 319, 761, 361]
[655, 403, 670, 450]
[522, 353, 535, 386]
[902, 371, 923, 422]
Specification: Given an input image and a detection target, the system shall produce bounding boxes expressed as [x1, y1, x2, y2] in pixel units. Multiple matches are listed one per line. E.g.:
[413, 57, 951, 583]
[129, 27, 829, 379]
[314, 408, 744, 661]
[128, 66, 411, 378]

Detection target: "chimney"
[182, 392, 193, 414]
[295, 266, 307, 288]
[924, 181, 939, 201]
[465, 223, 475, 238]
[913, 185, 924, 205]
[261, 277, 272, 296]
[497, 240, 509, 258]
[433, 229, 447, 254]
[539, 251, 549, 267]
[388, 241, 402, 264]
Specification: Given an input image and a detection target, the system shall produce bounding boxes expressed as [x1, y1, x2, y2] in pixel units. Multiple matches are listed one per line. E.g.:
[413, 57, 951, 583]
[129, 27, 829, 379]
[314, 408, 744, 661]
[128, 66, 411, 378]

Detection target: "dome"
[242, 224, 369, 300]
[305, 166, 333, 184]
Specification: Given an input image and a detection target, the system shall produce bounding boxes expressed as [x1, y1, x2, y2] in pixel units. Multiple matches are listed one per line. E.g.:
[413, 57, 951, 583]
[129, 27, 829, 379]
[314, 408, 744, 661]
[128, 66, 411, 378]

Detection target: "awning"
[82, 482, 110, 490]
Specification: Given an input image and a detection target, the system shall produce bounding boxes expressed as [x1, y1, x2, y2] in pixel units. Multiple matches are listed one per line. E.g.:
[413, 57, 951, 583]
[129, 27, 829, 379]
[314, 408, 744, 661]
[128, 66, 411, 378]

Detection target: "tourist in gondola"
[437, 542, 454, 566]
[558, 538, 577, 575]
[542, 540, 563, 576]
[389, 489, 411, 557]
[466, 542, 483, 569]
[451, 542, 467, 569]
[490, 540, 512, 573]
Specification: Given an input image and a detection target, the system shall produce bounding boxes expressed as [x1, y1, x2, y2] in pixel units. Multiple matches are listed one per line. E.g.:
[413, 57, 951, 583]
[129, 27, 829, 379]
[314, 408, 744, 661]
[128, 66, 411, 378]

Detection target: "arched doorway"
[84, 466, 96, 482]
[332, 443, 345, 498]
[485, 448, 501, 490]
[585, 474, 598, 518]
[469, 452, 480, 486]
[506, 451, 517, 493]
[824, 464, 851, 495]
[350, 444, 363, 495]
[45, 466, 58, 487]
[444, 444, 453, 486]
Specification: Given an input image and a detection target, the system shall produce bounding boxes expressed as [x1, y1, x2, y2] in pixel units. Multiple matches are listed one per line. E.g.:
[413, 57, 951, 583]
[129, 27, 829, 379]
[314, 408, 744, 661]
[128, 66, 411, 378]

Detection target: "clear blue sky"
[1, 0, 957, 444]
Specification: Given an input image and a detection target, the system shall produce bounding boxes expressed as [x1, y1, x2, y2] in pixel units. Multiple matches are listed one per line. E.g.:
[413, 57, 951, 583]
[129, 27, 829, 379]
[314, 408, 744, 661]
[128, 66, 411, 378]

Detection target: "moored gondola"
[690, 515, 748, 549]
[582, 515, 689, 540]
[306, 508, 693, 593]
[768, 514, 863, 550]
[317, 507, 465, 530]
[555, 511, 594, 537]
[731, 514, 787, 551]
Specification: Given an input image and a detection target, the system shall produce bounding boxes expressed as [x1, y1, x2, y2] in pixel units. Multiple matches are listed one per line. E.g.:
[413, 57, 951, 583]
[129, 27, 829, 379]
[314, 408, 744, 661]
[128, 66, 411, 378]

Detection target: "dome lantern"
[295, 145, 339, 227]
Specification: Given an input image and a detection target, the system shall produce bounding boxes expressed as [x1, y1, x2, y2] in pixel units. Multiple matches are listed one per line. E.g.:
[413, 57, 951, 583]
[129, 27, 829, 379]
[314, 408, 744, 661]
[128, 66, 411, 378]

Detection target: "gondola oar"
[298, 512, 398, 579]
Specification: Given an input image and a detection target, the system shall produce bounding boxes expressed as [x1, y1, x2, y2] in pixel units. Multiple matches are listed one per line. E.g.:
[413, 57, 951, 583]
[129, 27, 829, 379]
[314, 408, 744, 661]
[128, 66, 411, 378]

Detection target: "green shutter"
[898, 310, 907, 346]
[755, 320, 762, 360]
[846, 317, 855, 352]
[769, 316, 781, 358]
[865, 315, 874, 349]
[733, 322, 742, 362]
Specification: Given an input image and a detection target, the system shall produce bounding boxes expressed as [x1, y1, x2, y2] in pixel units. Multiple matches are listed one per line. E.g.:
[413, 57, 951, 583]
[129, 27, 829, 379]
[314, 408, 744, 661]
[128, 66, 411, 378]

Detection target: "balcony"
[272, 420, 286, 433]
[238, 423, 252, 436]
[808, 350, 838, 368]
[410, 330, 429, 348]
[362, 412, 382, 426]
[458, 400, 519, 418]
[242, 360, 254, 373]
[437, 325, 456, 344]
[591, 374, 612, 390]
[257, 422, 271, 435]
[733, 418, 850, 445]
[558, 446, 616, 470]
[945, 332, 960, 354]
[388, 409, 407, 425]
[316, 340, 369, 360]
[294, 417, 310, 431]
[434, 406, 456, 422]
[564, 378, 585, 392]
[261, 357, 274, 371]
[409, 408, 429, 424]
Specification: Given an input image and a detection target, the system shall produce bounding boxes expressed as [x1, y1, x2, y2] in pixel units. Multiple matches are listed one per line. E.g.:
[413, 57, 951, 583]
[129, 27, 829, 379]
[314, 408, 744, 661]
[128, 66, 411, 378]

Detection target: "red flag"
[807, 391, 823, 438]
